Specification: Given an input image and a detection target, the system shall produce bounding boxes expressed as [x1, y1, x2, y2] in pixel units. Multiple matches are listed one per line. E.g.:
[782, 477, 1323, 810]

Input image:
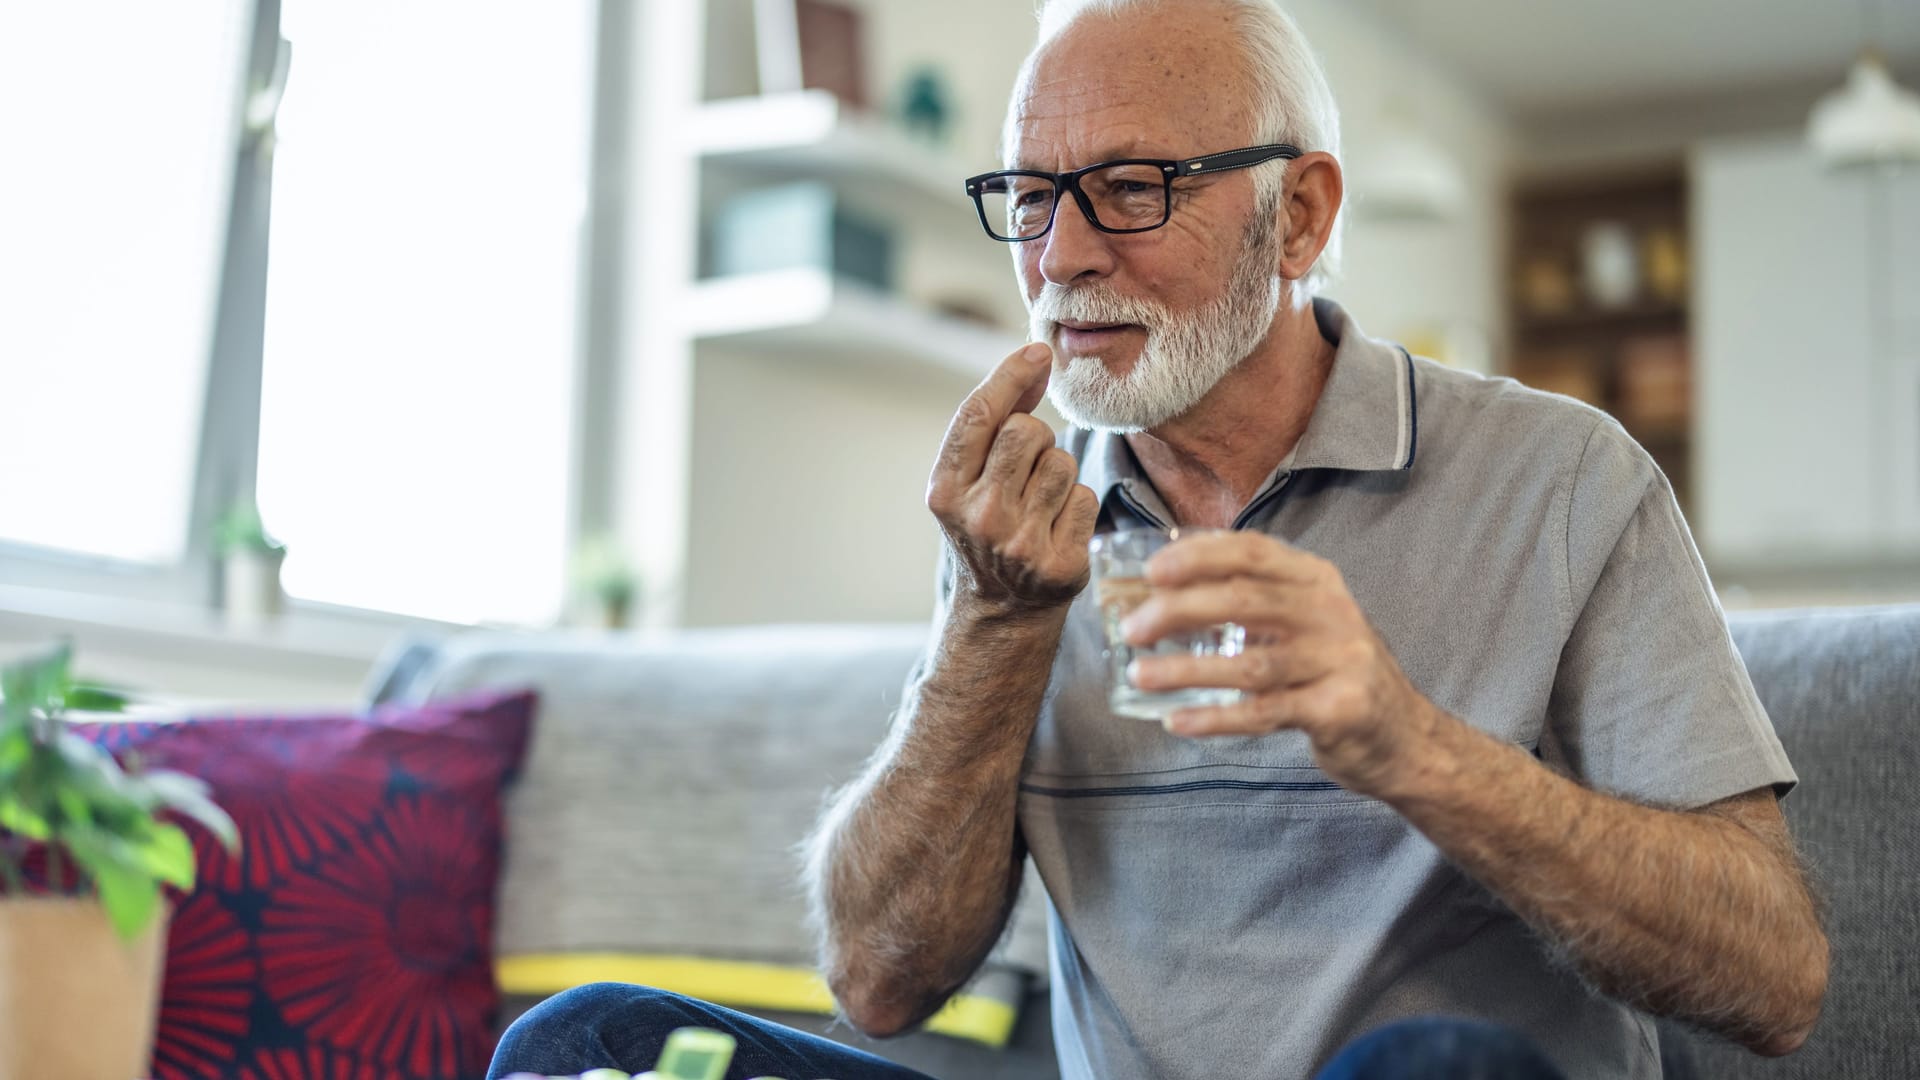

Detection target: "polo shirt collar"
[1290, 297, 1419, 473]
[1077, 297, 1420, 506]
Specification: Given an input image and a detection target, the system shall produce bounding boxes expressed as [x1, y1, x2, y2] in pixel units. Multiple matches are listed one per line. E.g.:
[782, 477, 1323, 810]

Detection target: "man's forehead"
[1008, 10, 1250, 168]
[1007, 130, 1183, 171]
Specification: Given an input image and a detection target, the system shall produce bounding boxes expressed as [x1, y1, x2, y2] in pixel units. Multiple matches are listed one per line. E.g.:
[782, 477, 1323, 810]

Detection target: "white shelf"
[685, 268, 1022, 381]
[693, 91, 983, 234]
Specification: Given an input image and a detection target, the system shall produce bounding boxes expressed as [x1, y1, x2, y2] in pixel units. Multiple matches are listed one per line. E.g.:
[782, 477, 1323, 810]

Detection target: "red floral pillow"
[74, 689, 536, 1080]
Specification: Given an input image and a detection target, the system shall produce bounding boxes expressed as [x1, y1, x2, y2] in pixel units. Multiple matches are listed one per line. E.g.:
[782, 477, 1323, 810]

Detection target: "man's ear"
[1276, 151, 1342, 282]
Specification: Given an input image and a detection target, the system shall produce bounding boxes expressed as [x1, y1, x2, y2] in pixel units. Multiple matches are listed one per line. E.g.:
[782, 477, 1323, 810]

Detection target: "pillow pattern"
[68, 689, 536, 1080]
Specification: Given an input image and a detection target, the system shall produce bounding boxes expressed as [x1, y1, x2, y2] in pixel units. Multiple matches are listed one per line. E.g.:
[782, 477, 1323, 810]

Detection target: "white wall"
[683, 350, 969, 626]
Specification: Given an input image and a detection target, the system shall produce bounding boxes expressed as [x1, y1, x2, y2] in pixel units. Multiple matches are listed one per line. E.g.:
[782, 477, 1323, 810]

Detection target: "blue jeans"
[489, 983, 1570, 1080]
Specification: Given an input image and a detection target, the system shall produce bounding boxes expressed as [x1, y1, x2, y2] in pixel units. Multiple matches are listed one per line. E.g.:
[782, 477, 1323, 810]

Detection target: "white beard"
[1028, 217, 1283, 433]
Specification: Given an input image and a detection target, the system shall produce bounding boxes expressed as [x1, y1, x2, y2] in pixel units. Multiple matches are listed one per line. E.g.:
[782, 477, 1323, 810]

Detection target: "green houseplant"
[0, 642, 238, 1079]
[570, 533, 641, 629]
[214, 499, 287, 625]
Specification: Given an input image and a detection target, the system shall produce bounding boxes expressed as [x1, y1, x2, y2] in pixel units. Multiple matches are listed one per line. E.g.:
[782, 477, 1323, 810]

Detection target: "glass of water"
[1088, 527, 1245, 721]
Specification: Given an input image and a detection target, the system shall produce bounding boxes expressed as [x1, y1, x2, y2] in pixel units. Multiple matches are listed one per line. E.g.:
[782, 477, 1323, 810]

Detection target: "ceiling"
[1353, 0, 1920, 120]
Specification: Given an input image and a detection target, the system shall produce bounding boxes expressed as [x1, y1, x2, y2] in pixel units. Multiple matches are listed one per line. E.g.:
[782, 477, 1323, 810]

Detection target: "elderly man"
[490, 1, 1827, 1078]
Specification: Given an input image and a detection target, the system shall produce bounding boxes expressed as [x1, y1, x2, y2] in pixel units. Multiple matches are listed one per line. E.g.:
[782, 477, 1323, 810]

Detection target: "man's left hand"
[1122, 530, 1444, 798]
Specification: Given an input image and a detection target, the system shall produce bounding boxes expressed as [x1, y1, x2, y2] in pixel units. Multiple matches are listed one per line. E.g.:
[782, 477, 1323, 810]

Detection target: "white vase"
[1581, 221, 1641, 309]
[223, 549, 285, 627]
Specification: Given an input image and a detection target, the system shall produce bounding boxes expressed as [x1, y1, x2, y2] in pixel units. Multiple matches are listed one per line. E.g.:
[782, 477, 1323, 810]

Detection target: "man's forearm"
[805, 601, 1064, 1036]
[1379, 706, 1827, 1055]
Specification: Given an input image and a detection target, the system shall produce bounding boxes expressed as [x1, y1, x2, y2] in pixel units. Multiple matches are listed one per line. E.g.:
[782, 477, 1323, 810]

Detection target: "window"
[0, 3, 252, 563]
[256, 0, 596, 625]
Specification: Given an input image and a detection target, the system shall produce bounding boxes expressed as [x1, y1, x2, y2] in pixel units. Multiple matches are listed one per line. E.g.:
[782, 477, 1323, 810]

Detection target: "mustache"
[1028, 283, 1169, 333]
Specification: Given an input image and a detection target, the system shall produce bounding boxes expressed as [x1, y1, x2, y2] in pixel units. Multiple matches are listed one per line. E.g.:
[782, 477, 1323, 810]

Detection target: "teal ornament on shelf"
[899, 66, 952, 145]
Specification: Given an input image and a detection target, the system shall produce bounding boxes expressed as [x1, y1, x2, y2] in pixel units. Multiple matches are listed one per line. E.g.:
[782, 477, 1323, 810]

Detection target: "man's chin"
[1053, 352, 1113, 385]
[1046, 373, 1170, 434]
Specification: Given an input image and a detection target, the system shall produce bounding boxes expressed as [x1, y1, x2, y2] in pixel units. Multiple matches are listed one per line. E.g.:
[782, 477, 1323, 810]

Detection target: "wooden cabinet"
[1506, 170, 1696, 514]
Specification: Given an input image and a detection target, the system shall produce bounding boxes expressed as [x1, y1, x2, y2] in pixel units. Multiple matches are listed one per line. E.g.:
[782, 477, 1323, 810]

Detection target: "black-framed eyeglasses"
[963, 143, 1302, 242]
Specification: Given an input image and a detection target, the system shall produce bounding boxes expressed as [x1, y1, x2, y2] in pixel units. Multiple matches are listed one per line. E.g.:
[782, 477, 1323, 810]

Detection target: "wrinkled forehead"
[1006, 7, 1255, 170]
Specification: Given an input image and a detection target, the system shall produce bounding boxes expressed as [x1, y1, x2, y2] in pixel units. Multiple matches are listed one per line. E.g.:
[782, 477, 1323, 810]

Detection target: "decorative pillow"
[72, 689, 536, 1080]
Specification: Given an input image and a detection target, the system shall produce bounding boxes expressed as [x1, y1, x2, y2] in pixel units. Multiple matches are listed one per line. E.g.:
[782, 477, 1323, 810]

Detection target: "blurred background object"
[1349, 98, 1469, 223]
[1807, 50, 1920, 168]
[2, 0, 1917, 709]
[212, 499, 287, 628]
[569, 532, 642, 630]
[897, 66, 956, 147]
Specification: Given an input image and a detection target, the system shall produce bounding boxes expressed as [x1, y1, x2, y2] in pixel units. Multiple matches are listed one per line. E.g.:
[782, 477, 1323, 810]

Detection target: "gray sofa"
[371, 604, 1919, 1079]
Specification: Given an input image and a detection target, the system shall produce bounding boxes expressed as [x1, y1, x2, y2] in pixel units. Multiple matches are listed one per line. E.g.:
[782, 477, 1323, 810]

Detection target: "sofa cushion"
[72, 689, 535, 1080]
[1663, 604, 1920, 1079]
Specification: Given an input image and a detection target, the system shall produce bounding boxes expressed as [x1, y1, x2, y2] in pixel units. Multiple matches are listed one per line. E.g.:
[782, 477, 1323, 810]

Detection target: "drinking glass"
[1088, 527, 1245, 720]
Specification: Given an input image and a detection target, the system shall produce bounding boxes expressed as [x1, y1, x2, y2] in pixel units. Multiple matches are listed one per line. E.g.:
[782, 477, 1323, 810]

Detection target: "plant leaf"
[93, 859, 161, 940]
[63, 684, 130, 713]
[215, 501, 286, 556]
[58, 735, 164, 820]
[54, 786, 95, 829]
[53, 730, 125, 779]
[2, 641, 71, 723]
[140, 770, 240, 852]
[0, 727, 30, 775]
[62, 828, 162, 938]
[139, 822, 197, 890]
[0, 799, 51, 841]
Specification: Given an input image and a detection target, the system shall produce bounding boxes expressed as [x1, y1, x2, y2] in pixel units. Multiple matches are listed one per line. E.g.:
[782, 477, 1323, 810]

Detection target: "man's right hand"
[819, 339, 1088, 1037]
[927, 342, 1101, 616]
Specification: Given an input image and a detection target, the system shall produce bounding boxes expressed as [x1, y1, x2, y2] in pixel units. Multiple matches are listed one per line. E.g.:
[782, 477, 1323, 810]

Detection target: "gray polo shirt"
[1009, 298, 1797, 1080]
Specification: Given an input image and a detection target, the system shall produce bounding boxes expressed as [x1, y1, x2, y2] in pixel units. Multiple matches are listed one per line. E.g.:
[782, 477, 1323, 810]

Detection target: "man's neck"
[1123, 299, 1336, 529]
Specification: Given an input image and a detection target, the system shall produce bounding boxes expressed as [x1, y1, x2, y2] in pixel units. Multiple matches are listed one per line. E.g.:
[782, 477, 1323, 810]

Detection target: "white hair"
[1007, 0, 1344, 297]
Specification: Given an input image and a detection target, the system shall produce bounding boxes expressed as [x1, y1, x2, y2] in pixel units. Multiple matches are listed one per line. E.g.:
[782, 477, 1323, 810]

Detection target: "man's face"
[1009, 7, 1284, 432]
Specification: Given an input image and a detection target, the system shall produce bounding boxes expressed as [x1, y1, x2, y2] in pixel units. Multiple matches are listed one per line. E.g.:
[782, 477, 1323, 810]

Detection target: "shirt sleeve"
[1541, 417, 1798, 809]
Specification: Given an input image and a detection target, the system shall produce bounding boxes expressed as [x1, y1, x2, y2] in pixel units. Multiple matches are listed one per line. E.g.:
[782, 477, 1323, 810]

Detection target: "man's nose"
[1037, 192, 1117, 287]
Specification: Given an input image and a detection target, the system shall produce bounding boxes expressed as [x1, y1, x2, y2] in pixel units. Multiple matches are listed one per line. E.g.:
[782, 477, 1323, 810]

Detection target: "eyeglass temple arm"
[1176, 143, 1303, 176]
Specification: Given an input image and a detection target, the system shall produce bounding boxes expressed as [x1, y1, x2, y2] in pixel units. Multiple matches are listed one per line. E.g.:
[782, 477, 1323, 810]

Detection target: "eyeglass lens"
[976, 164, 1168, 239]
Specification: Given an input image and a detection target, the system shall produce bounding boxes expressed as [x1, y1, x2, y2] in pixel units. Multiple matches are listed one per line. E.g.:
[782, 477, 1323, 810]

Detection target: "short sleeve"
[1542, 419, 1797, 809]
